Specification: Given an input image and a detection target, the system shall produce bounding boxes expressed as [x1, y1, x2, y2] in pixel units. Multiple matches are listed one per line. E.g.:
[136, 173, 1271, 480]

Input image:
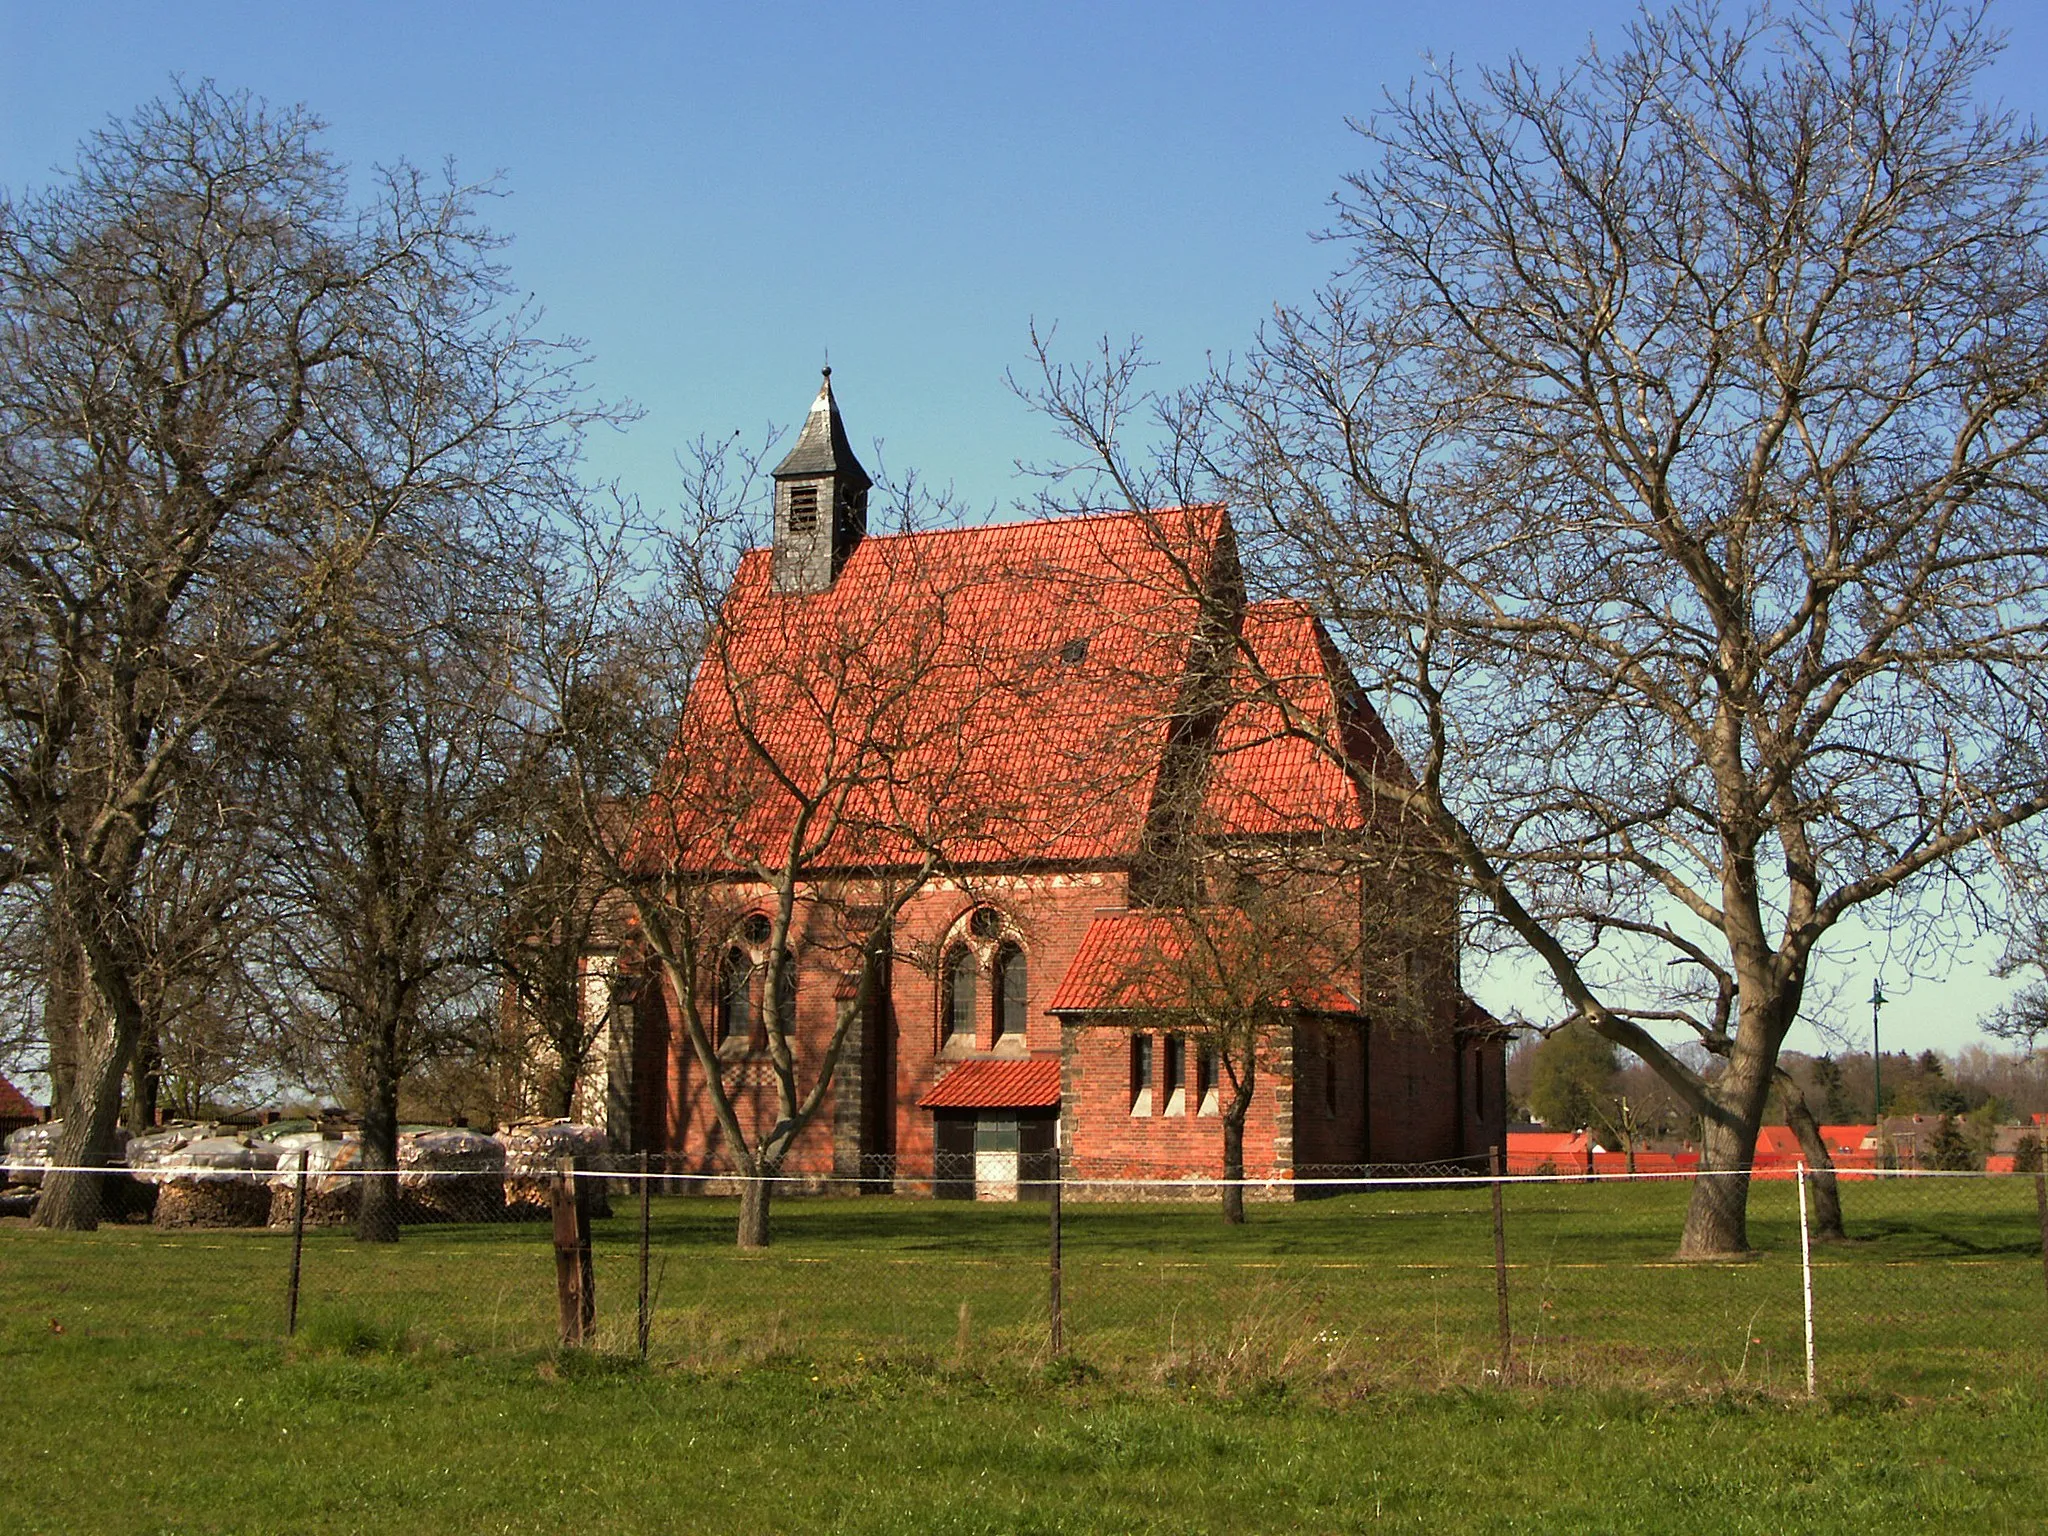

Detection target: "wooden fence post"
[285, 1149, 309, 1337]
[1489, 1144, 1511, 1382]
[551, 1155, 594, 1347]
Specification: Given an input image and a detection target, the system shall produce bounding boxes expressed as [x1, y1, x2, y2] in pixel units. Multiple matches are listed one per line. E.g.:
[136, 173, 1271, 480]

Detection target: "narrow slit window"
[1130, 1034, 1154, 1116]
[944, 946, 978, 1048]
[1196, 1044, 1219, 1116]
[1324, 1035, 1339, 1118]
[995, 943, 1027, 1043]
[1163, 1034, 1186, 1116]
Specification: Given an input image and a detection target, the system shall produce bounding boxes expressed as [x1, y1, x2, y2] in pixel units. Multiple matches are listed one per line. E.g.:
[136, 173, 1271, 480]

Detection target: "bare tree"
[494, 779, 631, 1123]
[263, 517, 540, 1242]
[1029, 2, 2048, 1256]
[0, 83, 596, 1227]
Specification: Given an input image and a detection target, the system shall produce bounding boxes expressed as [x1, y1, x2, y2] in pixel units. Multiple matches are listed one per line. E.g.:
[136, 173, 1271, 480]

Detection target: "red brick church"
[591, 374, 1506, 1194]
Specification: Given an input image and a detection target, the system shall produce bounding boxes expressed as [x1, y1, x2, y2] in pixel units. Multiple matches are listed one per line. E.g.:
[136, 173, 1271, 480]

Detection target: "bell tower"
[771, 368, 871, 594]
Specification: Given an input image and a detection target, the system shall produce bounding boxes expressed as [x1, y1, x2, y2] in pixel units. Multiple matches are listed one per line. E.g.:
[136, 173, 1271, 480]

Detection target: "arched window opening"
[742, 912, 773, 947]
[717, 950, 752, 1048]
[944, 946, 978, 1048]
[994, 943, 1027, 1043]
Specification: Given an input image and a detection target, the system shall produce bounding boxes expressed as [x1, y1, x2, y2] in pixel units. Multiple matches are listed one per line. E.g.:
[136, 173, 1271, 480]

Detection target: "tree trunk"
[1221, 1112, 1246, 1226]
[356, 1017, 401, 1244]
[1678, 1072, 1774, 1258]
[126, 1023, 161, 1137]
[41, 924, 85, 1119]
[542, 1048, 576, 1120]
[1782, 1078, 1845, 1241]
[738, 1170, 772, 1249]
[32, 1008, 134, 1231]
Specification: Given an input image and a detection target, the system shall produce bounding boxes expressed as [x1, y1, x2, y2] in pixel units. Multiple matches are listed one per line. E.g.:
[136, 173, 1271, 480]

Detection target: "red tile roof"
[0, 1073, 37, 1121]
[1046, 911, 1361, 1017]
[640, 507, 1222, 872]
[1202, 602, 1404, 837]
[918, 1057, 1062, 1109]
[635, 507, 1408, 876]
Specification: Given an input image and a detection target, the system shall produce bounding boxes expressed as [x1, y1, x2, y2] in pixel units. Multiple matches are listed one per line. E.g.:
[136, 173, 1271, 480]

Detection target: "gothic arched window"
[943, 946, 978, 1048]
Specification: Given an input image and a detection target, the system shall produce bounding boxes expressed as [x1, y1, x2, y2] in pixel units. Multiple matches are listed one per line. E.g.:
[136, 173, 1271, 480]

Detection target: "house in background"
[595, 375, 1506, 1195]
[0, 1073, 38, 1144]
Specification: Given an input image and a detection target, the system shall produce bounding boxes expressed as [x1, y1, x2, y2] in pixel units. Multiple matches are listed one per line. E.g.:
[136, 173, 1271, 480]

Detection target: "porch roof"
[918, 1058, 1062, 1110]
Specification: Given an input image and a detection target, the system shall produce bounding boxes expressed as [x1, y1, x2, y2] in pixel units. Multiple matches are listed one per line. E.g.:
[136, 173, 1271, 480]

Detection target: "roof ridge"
[738, 503, 1226, 559]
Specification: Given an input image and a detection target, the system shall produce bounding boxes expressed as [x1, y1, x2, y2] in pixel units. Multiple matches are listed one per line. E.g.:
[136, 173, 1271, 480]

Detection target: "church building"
[591, 374, 1506, 1195]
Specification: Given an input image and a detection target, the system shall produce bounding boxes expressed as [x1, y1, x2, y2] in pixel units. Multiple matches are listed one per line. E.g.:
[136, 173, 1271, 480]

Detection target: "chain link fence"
[5, 1137, 2045, 1399]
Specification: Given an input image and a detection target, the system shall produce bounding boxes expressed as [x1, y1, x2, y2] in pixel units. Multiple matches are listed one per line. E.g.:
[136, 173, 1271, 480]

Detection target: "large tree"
[1032, 1, 2048, 1256]
[0, 83, 594, 1227]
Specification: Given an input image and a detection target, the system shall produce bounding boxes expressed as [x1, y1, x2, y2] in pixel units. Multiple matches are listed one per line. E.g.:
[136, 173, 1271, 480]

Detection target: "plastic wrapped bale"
[151, 1137, 275, 1228]
[397, 1129, 506, 1223]
[4, 1120, 143, 1217]
[121, 1124, 216, 1223]
[497, 1121, 612, 1219]
[124, 1122, 213, 1174]
[266, 1136, 360, 1228]
[3, 1120, 130, 1187]
[3, 1121, 60, 1186]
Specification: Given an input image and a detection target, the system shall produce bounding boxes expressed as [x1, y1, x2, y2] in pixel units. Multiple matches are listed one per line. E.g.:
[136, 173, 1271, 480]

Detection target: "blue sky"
[7, 1, 2046, 1056]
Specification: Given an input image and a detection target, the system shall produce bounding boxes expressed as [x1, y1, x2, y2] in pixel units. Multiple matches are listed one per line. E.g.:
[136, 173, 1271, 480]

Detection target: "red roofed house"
[0, 1072, 38, 1142]
[604, 376, 1505, 1197]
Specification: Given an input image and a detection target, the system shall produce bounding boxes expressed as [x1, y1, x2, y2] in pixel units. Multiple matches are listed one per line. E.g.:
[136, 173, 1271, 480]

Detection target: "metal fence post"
[637, 1150, 652, 1361]
[1049, 1168, 1064, 1356]
[1798, 1161, 1816, 1398]
[285, 1149, 309, 1337]
[1489, 1144, 1511, 1382]
[2033, 1163, 2048, 1308]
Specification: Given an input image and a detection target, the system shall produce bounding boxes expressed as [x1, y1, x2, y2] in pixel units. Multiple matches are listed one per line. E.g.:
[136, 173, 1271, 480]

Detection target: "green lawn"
[10, 1176, 2036, 1394]
[4, 1177, 2046, 1531]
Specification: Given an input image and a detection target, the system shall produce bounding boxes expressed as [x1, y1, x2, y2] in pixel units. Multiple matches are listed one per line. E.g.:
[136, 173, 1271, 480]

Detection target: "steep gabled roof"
[0, 1073, 37, 1121]
[643, 507, 1226, 871]
[1203, 601, 1407, 837]
[637, 505, 1412, 876]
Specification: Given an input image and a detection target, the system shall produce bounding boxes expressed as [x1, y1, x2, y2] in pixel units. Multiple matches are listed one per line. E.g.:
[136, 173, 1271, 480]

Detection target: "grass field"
[5, 1176, 2047, 1531]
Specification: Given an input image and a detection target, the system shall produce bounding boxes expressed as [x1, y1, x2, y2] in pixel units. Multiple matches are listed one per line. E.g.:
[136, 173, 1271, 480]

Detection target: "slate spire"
[771, 368, 871, 593]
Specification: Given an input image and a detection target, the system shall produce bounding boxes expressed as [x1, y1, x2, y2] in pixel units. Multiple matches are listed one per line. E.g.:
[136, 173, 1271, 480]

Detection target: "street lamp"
[1870, 979, 1887, 1168]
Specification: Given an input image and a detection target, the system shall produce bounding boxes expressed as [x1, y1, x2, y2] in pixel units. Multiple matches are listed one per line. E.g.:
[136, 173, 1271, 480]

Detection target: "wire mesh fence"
[4, 1154, 2045, 1399]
